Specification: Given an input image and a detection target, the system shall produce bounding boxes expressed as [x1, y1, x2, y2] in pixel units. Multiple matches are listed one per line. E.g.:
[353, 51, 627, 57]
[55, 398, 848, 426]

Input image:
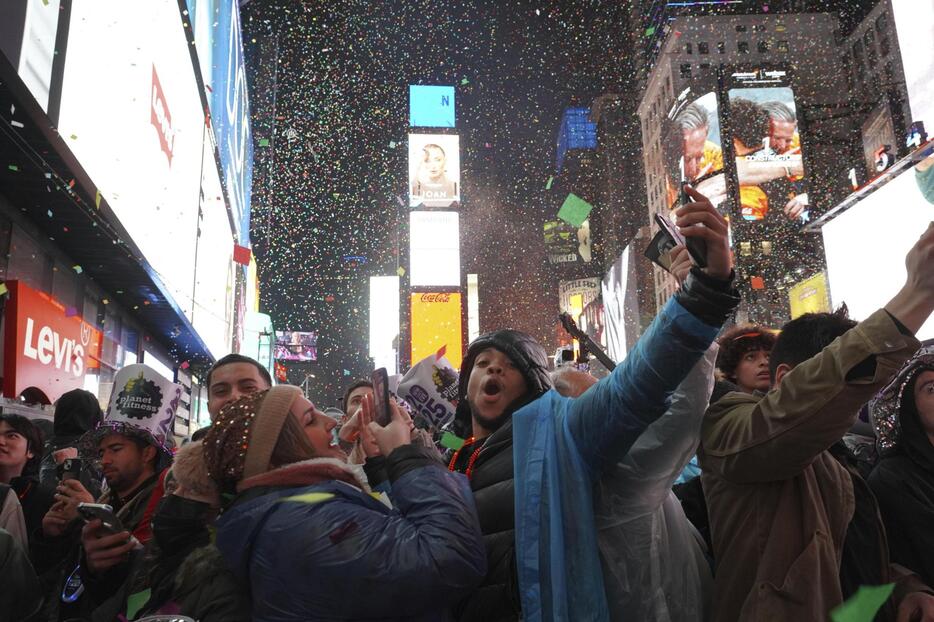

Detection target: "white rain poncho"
[595, 344, 717, 622]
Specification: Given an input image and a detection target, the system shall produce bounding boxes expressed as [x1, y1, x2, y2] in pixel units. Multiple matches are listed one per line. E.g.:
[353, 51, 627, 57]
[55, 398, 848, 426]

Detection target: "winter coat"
[39, 388, 103, 492]
[31, 471, 163, 621]
[512, 295, 724, 622]
[85, 543, 249, 622]
[0, 527, 43, 622]
[0, 484, 28, 549]
[699, 309, 929, 621]
[595, 343, 717, 622]
[450, 328, 554, 622]
[452, 418, 521, 622]
[868, 347, 934, 587]
[9, 475, 55, 549]
[216, 449, 486, 622]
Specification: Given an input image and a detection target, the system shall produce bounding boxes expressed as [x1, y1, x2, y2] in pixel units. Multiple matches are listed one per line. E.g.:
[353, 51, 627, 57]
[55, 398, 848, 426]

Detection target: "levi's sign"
[3, 281, 103, 403]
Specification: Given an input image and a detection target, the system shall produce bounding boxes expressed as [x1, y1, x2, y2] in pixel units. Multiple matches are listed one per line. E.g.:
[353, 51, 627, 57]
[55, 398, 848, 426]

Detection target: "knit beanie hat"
[203, 386, 303, 492]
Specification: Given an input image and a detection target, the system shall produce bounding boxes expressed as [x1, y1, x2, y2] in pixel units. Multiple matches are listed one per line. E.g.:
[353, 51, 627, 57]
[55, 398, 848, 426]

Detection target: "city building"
[0, 0, 254, 436]
[635, 11, 850, 324]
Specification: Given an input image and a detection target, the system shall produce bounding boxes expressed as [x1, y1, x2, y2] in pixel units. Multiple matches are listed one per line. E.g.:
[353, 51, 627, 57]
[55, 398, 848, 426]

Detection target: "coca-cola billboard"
[3, 281, 103, 403]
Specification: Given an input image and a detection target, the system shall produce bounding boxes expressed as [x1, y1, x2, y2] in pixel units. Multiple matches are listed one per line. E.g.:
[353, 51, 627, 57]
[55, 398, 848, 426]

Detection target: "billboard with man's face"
[409, 134, 461, 208]
[727, 75, 809, 225]
[661, 91, 728, 212]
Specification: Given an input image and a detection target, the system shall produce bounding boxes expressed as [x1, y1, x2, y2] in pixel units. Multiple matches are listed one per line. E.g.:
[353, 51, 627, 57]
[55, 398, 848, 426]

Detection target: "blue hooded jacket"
[513, 297, 720, 621]
[215, 455, 486, 621]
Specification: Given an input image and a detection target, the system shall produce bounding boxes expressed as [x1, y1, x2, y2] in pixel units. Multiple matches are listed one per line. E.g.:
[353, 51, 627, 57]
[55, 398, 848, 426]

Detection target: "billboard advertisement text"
[409, 85, 456, 128]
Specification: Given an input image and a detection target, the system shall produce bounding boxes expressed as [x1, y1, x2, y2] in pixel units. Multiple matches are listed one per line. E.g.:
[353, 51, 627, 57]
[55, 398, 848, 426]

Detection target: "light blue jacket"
[513, 297, 720, 622]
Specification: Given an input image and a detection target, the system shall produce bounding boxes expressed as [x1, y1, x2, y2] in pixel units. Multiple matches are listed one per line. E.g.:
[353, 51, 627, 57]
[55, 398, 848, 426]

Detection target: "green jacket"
[699, 309, 928, 621]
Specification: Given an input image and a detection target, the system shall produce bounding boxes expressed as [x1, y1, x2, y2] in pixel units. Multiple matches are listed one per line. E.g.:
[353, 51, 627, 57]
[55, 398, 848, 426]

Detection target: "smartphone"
[60, 458, 83, 481]
[77, 502, 125, 535]
[672, 185, 709, 269]
[655, 211, 708, 269]
[370, 367, 391, 427]
[644, 228, 677, 272]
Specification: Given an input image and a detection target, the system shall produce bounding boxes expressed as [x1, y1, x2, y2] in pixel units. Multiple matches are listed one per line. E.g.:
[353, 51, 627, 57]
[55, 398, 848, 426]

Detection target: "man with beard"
[449, 186, 740, 622]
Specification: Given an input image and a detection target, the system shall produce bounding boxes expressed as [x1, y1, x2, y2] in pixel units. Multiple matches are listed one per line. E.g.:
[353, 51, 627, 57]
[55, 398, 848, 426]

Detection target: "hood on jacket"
[52, 389, 102, 445]
[870, 345, 934, 472]
[452, 329, 553, 438]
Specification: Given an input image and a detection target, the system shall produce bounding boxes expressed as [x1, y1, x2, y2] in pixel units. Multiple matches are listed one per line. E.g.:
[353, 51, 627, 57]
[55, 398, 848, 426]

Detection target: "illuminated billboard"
[274, 331, 318, 361]
[892, 0, 934, 129]
[788, 271, 831, 319]
[409, 85, 456, 128]
[369, 276, 400, 375]
[410, 292, 463, 369]
[409, 134, 460, 207]
[726, 82, 808, 224]
[56, 0, 235, 357]
[822, 152, 934, 340]
[661, 91, 728, 212]
[409, 211, 460, 287]
[185, 0, 255, 245]
[559, 278, 601, 320]
[0, 0, 61, 112]
[544, 219, 592, 265]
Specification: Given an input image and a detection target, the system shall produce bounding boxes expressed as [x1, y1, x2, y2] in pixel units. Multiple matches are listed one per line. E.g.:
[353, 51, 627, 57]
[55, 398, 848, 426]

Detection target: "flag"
[233, 244, 252, 266]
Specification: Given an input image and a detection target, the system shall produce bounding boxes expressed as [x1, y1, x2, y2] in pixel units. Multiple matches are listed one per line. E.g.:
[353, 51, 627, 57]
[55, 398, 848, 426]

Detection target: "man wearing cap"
[450, 187, 740, 621]
[32, 364, 178, 620]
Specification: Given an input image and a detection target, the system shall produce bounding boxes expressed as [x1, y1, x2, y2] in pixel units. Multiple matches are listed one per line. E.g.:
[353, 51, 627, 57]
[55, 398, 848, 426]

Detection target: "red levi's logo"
[3, 281, 103, 403]
[150, 64, 175, 166]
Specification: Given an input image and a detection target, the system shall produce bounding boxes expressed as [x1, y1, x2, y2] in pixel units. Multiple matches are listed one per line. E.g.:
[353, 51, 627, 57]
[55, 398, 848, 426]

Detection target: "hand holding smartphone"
[370, 368, 392, 427]
[77, 502, 125, 535]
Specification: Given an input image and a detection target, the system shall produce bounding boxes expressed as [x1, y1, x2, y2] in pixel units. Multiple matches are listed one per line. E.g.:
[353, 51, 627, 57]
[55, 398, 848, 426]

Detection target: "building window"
[680, 63, 692, 79]
[753, 24, 766, 33]
[698, 41, 709, 54]
[717, 41, 725, 54]
[685, 42, 693, 54]
[758, 40, 770, 53]
[876, 14, 890, 56]
[738, 41, 750, 54]
[852, 40, 866, 78]
[864, 30, 877, 66]
[735, 24, 747, 33]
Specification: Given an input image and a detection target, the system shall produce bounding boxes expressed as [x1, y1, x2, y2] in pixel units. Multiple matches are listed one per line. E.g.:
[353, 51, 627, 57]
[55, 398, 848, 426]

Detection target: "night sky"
[242, 0, 630, 404]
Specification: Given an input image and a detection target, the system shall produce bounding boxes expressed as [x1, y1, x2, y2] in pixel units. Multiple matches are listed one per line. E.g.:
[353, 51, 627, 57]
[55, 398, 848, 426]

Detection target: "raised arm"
[606, 343, 717, 519]
[701, 223, 934, 482]
[567, 185, 739, 475]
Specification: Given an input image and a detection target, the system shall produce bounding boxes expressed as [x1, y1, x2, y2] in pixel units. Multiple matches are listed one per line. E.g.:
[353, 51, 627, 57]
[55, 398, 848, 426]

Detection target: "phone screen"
[370, 368, 391, 427]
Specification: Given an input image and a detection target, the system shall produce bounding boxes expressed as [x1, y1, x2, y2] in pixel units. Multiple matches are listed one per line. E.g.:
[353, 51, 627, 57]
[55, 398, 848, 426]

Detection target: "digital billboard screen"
[409, 85, 455, 128]
[410, 292, 463, 368]
[409, 134, 460, 208]
[0, 0, 61, 112]
[185, 0, 254, 246]
[544, 219, 592, 265]
[822, 150, 934, 340]
[409, 211, 460, 287]
[275, 331, 318, 361]
[56, 0, 235, 357]
[661, 90, 728, 212]
[726, 79, 808, 224]
[892, 0, 934, 130]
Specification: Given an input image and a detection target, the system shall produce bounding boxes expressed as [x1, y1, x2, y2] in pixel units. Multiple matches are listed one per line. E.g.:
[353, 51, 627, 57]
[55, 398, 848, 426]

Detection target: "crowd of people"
[1, 189, 934, 621]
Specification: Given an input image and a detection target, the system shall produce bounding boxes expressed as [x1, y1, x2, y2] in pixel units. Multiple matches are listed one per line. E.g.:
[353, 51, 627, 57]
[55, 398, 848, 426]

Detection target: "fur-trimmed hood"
[236, 457, 371, 494]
